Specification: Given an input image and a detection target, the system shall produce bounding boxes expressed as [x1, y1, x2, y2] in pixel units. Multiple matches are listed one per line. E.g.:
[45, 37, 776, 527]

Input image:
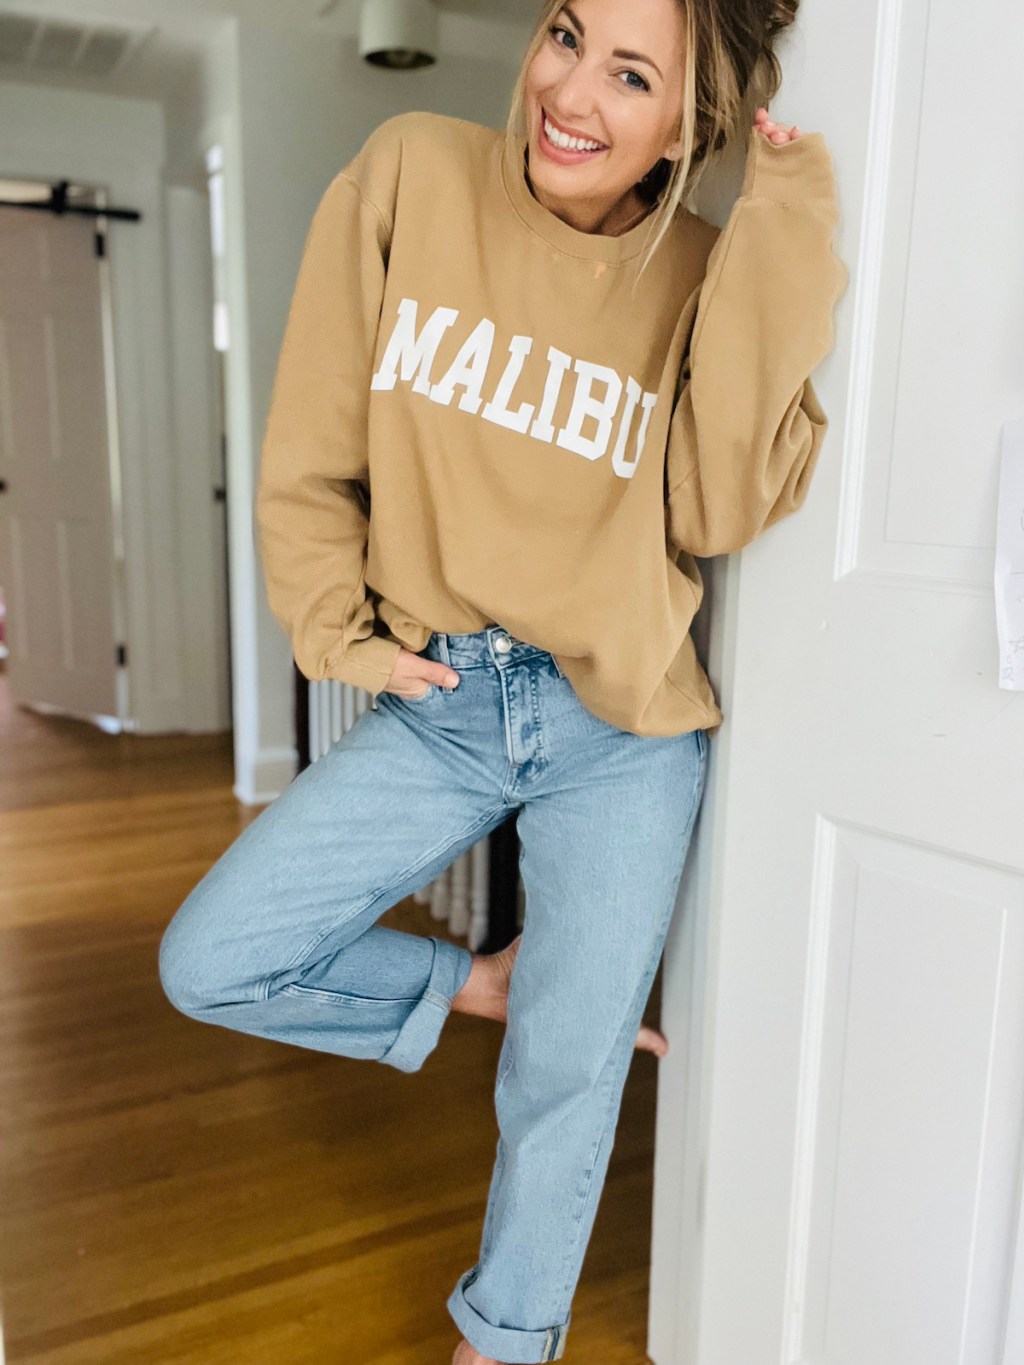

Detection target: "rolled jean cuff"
[447, 1268, 570, 1362]
[378, 935, 472, 1074]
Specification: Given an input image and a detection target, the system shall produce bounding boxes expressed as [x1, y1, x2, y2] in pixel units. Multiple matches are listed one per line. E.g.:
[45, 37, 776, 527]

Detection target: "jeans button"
[493, 633, 512, 653]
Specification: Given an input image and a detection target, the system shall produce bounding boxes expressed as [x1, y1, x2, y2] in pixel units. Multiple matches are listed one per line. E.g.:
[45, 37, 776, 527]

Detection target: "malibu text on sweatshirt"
[256, 111, 848, 736]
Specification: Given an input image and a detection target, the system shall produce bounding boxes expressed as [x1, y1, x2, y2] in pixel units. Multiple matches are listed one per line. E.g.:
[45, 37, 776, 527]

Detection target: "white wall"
[0, 14, 527, 797]
[224, 18, 521, 800]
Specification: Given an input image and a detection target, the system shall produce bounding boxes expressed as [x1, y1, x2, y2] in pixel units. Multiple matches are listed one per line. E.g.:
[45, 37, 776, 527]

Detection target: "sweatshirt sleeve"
[255, 160, 403, 695]
[664, 129, 849, 558]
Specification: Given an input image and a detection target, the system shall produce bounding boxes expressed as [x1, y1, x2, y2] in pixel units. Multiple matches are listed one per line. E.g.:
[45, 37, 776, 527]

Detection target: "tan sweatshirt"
[256, 111, 848, 737]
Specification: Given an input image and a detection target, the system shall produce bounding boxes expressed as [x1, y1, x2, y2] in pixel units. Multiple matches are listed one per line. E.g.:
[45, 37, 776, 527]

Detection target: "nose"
[546, 65, 602, 132]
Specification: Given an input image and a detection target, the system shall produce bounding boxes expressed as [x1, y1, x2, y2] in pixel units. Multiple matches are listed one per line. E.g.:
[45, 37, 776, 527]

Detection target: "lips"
[538, 106, 608, 163]
[543, 107, 607, 149]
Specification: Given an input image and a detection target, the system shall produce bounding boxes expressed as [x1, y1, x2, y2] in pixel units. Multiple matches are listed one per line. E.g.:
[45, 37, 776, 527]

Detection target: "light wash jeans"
[158, 625, 708, 1363]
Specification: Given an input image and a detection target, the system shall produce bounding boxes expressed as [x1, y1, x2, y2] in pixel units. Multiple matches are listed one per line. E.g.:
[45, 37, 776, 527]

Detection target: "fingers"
[390, 647, 461, 691]
[752, 106, 804, 142]
[407, 663, 460, 690]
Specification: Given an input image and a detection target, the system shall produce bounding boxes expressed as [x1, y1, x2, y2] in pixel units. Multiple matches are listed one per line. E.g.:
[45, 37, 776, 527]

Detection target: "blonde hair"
[502, 0, 799, 286]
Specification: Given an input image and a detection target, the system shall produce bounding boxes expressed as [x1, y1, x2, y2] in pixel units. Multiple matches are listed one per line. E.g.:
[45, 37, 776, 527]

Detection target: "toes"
[636, 1024, 669, 1057]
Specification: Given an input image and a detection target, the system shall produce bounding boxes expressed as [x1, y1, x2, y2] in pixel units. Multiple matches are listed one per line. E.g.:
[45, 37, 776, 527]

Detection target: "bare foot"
[450, 934, 669, 1057]
[452, 1337, 503, 1365]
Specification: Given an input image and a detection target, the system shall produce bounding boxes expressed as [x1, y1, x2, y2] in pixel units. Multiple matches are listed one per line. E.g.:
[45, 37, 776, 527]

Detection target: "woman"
[158, 0, 847, 1360]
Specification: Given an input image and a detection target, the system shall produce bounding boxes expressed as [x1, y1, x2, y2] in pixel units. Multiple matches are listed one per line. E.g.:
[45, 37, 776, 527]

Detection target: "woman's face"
[522, 0, 687, 230]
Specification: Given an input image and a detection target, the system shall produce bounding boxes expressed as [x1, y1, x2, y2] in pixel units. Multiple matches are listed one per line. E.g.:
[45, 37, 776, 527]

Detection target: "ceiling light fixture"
[359, 0, 437, 69]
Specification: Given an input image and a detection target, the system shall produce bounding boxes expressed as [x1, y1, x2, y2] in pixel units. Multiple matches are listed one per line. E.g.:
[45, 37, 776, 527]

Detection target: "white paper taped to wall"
[996, 418, 1024, 692]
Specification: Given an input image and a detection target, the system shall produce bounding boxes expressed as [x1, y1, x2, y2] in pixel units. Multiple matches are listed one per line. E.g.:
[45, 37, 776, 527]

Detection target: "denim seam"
[497, 670, 516, 775]
[478, 1139, 506, 1262]
[275, 802, 510, 980]
[528, 664, 548, 765]
[549, 881, 689, 1315]
[495, 1038, 514, 1088]
[278, 983, 421, 1006]
[553, 1052, 623, 1307]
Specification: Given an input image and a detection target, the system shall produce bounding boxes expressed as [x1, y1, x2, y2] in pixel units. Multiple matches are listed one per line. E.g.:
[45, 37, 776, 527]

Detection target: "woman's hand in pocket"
[381, 647, 460, 700]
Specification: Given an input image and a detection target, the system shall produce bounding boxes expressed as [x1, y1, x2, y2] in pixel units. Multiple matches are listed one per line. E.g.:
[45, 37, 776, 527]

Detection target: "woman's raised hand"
[753, 106, 804, 144]
[382, 646, 460, 700]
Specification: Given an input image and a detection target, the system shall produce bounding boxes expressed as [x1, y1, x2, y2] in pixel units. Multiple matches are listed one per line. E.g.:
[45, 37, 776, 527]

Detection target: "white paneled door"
[650, 3, 1024, 1364]
[0, 201, 122, 723]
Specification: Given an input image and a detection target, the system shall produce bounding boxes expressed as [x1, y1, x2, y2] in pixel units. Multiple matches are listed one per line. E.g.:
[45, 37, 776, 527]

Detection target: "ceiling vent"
[0, 12, 153, 76]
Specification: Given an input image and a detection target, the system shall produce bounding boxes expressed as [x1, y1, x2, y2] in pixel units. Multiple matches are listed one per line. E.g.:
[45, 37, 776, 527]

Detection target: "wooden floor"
[0, 667, 665, 1364]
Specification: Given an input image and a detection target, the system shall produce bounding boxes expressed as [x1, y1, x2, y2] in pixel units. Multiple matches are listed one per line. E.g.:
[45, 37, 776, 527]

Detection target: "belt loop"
[552, 654, 565, 679]
[435, 632, 451, 666]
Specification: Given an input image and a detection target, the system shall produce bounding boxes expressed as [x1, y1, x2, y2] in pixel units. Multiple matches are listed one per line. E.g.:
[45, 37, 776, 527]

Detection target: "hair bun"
[766, 0, 798, 35]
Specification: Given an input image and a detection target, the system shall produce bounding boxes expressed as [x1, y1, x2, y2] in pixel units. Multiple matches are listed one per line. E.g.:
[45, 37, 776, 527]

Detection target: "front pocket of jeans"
[404, 684, 435, 703]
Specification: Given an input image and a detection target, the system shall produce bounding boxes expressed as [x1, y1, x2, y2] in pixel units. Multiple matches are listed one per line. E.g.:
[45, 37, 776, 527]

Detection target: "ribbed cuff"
[322, 633, 403, 695]
[378, 936, 472, 1073]
[740, 128, 838, 202]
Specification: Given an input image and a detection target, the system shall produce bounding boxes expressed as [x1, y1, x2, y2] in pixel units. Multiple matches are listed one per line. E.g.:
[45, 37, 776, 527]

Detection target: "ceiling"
[0, 0, 538, 102]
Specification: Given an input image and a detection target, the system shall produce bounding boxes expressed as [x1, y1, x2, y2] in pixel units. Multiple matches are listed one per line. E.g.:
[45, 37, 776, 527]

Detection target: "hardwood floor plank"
[0, 668, 663, 1363]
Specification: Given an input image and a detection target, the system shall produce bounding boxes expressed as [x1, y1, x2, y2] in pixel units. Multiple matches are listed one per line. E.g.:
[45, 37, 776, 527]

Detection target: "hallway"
[0, 668, 664, 1364]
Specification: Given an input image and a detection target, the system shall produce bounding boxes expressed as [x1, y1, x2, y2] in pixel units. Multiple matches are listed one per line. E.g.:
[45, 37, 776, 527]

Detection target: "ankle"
[451, 954, 487, 1015]
[452, 1337, 501, 1365]
[450, 953, 504, 1021]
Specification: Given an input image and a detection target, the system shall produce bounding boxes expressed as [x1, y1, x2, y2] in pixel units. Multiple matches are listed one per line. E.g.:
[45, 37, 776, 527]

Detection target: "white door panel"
[650, 1, 1024, 1361]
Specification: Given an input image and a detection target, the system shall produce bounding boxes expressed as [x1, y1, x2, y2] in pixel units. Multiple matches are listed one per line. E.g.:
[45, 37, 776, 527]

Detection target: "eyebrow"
[558, 4, 664, 81]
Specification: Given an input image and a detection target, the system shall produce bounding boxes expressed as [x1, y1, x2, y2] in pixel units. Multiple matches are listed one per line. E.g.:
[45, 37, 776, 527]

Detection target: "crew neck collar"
[497, 130, 661, 265]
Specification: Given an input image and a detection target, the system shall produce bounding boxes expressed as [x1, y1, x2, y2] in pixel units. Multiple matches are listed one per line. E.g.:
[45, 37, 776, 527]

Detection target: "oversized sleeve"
[664, 129, 849, 558]
[255, 162, 403, 695]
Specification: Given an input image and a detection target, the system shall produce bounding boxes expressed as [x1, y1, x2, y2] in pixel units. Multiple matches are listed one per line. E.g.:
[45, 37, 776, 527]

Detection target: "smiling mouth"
[539, 106, 608, 157]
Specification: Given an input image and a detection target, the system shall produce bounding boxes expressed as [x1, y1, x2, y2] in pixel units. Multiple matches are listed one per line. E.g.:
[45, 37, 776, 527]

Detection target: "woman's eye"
[548, 24, 652, 92]
[547, 25, 650, 93]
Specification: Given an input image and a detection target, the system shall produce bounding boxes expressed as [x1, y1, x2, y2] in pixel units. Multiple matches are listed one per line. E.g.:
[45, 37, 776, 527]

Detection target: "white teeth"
[543, 116, 604, 152]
